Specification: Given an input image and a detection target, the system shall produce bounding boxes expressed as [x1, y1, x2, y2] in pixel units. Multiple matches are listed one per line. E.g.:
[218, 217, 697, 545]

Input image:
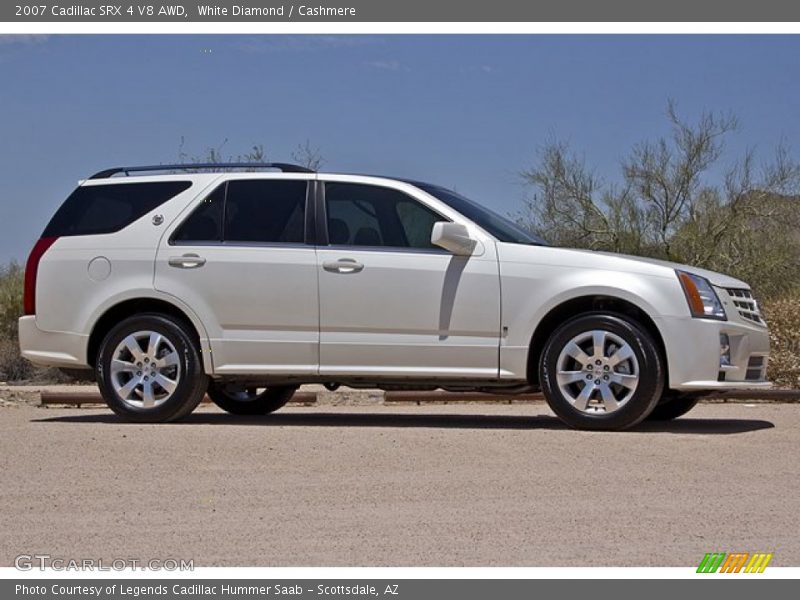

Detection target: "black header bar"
[3, 0, 800, 22]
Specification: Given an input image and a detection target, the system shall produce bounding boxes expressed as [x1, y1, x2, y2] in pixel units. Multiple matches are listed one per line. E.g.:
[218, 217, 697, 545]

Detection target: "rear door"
[154, 175, 319, 375]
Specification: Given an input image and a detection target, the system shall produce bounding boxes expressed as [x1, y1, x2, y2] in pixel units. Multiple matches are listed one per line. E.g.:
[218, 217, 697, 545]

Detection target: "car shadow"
[632, 417, 774, 434]
[32, 411, 775, 434]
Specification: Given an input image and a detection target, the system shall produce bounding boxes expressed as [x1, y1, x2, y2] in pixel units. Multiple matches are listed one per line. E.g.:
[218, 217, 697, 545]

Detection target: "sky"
[1, 34, 800, 261]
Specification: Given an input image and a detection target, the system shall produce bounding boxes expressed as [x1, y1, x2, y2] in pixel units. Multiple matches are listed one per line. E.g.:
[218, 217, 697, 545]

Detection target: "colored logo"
[697, 552, 773, 573]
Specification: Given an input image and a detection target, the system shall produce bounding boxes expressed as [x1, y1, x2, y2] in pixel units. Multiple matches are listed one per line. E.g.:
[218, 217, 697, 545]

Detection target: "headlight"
[676, 270, 726, 320]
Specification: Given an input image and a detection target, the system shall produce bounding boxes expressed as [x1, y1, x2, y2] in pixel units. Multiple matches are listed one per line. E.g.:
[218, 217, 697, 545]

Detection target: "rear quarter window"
[43, 181, 192, 237]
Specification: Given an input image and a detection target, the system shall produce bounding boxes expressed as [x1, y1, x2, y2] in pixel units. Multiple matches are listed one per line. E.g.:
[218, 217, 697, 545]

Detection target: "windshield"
[410, 182, 548, 246]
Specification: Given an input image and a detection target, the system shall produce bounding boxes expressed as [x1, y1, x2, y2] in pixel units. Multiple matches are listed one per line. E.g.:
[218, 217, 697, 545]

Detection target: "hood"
[584, 250, 750, 289]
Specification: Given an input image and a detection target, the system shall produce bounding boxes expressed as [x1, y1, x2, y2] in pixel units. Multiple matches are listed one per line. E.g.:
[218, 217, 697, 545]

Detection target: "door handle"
[322, 258, 364, 274]
[168, 253, 207, 269]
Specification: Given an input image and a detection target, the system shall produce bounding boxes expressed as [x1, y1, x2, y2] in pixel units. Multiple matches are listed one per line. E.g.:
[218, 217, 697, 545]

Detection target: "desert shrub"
[519, 104, 800, 300]
[0, 337, 34, 381]
[0, 261, 23, 337]
[763, 295, 800, 388]
[0, 261, 70, 383]
[0, 262, 32, 381]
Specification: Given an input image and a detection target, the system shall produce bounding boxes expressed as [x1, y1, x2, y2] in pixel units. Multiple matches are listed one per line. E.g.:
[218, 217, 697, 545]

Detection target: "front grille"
[726, 288, 764, 325]
[745, 356, 767, 381]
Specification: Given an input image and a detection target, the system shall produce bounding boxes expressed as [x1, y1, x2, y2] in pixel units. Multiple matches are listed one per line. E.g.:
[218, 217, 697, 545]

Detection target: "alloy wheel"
[554, 329, 639, 414]
[109, 330, 181, 409]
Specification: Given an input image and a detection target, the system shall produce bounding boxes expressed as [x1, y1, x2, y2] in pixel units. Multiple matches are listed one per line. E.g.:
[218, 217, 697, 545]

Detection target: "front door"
[316, 180, 501, 379]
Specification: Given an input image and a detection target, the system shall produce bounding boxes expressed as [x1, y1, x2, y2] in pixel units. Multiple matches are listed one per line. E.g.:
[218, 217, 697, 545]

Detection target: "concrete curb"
[0, 384, 792, 407]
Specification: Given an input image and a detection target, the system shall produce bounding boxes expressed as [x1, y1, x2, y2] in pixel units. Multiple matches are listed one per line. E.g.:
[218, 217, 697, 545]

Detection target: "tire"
[539, 313, 665, 431]
[647, 393, 700, 421]
[207, 382, 297, 415]
[96, 313, 208, 423]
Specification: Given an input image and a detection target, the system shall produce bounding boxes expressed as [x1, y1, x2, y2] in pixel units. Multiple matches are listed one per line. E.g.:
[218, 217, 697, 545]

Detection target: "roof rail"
[88, 162, 314, 179]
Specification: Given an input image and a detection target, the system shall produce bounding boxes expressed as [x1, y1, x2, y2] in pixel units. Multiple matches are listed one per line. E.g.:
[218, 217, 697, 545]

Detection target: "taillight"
[23, 236, 58, 316]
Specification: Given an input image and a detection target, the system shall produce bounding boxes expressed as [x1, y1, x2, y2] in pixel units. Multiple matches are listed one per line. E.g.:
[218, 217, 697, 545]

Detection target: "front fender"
[498, 263, 686, 379]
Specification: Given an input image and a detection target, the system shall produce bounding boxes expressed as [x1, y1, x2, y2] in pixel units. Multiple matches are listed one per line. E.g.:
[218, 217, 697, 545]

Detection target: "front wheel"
[539, 313, 665, 431]
[207, 382, 298, 415]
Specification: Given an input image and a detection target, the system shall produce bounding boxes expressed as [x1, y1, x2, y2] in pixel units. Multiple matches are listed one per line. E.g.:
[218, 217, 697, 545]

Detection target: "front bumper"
[656, 313, 770, 392]
[18, 315, 89, 368]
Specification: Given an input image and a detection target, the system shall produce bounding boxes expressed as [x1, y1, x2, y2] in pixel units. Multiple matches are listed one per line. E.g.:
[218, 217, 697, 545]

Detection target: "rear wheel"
[96, 313, 207, 422]
[207, 382, 297, 415]
[647, 393, 700, 421]
[539, 313, 664, 431]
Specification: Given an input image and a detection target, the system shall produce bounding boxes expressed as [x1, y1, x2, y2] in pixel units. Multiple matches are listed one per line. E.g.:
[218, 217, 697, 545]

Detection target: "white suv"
[19, 163, 771, 430]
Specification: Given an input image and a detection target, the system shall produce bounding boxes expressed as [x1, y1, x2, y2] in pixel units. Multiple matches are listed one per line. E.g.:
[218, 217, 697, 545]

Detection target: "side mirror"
[431, 222, 477, 256]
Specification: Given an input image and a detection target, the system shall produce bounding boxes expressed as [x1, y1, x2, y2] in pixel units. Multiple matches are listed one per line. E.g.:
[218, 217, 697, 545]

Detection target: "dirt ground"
[0, 394, 797, 567]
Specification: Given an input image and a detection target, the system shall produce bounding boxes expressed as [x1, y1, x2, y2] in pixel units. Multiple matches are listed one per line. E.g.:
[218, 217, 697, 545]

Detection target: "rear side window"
[225, 180, 306, 244]
[172, 180, 308, 245]
[43, 181, 192, 237]
[172, 184, 224, 243]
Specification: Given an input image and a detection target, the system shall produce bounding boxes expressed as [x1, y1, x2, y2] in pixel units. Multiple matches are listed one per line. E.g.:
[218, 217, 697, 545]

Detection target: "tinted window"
[396, 199, 441, 248]
[172, 184, 224, 243]
[325, 183, 443, 249]
[43, 181, 191, 237]
[225, 180, 307, 244]
[410, 182, 548, 246]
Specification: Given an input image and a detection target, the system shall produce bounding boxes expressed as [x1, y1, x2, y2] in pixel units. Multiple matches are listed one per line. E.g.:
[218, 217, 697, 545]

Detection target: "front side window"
[172, 180, 307, 244]
[410, 181, 548, 246]
[325, 182, 443, 250]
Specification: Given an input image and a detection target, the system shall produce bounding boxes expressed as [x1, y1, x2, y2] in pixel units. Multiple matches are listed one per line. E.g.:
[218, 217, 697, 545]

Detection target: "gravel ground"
[0, 398, 797, 567]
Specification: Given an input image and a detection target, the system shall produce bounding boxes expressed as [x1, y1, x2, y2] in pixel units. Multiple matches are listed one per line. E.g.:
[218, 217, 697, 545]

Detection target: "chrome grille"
[726, 288, 764, 325]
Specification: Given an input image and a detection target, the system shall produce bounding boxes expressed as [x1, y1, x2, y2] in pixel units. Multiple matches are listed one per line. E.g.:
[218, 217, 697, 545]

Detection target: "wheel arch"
[526, 295, 668, 386]
[87, 297, 211, 373]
